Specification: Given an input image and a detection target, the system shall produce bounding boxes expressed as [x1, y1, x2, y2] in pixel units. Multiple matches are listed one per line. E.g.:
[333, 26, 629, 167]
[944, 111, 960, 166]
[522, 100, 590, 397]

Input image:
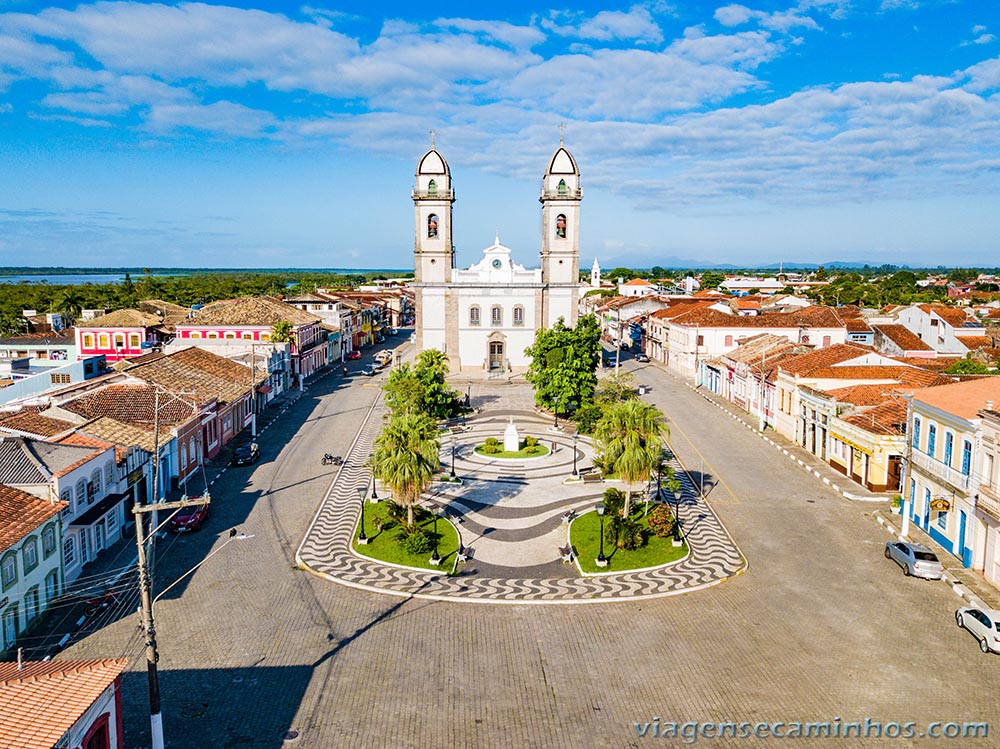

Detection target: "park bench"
[559, 545, 575, 563]
[581, 472, 603, 484]
[457, 545, 473, 562]
[560, 509, 576, 524]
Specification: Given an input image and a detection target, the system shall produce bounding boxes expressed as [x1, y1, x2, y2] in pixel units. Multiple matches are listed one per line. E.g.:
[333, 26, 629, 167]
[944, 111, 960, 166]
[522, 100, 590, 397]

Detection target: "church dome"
[416, 148, 450, 177]
[545, 146, 579, 176]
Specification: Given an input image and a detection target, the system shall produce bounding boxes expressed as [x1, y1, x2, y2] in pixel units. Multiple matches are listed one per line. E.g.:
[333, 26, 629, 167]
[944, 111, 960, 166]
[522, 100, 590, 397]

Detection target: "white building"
[412, 142, 582, 374]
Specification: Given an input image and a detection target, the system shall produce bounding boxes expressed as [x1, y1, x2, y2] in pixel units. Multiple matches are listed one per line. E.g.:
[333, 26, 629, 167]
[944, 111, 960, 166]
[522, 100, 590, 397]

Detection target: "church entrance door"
[489, 341, 504, 370]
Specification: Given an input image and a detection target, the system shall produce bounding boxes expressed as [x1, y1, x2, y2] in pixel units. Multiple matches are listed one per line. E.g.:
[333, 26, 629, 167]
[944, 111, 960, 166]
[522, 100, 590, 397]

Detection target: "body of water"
[0, 273, 135, 285]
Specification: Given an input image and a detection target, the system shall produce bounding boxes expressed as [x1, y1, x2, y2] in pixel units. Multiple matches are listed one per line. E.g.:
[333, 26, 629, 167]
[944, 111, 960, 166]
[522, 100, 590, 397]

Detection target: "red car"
[169, 501, 210, 533]
[347, 350, 362, 360]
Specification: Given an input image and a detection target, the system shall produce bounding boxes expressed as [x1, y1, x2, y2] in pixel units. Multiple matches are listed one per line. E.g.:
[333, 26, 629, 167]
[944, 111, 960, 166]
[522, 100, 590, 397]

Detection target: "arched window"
[105, 462, 114, 487]
[491, 305, 502, 326]
[190, 437, 197, 465]
[558, 179, 567, 196]
[513, 306, 525, 327]
[75, 479, 87, 506]
[42, 525, 57, 558]
[428, 214, 439, 239]
[428, 179, 437, 196]
[91, 469, 102, 498]
[555, 214, 567, 239]
[180, 442, 188, 468]
[60, 489, 72, 515]
[469, 306, 481, 326]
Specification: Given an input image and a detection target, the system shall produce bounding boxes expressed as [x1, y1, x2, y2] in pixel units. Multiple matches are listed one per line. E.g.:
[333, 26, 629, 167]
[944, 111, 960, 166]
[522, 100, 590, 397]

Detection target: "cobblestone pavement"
[60, 351, 1000, 749]
[296, 396, 745, 602]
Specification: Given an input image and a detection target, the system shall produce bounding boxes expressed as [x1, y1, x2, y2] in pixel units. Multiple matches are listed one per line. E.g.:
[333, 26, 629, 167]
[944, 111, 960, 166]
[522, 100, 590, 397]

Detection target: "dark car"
[169, 501, 210, 533]
[231, 442, 259, 466]
[636, 353, 650, 363]
[361, 364, 378, 376]
[347, 350, 362, 360]
[603, 357, 617, 368]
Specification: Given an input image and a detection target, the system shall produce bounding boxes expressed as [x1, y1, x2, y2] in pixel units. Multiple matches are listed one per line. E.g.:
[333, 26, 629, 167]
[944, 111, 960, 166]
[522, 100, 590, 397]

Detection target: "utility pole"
[615, 306, 622, 374]
[133, 494, 209, 749]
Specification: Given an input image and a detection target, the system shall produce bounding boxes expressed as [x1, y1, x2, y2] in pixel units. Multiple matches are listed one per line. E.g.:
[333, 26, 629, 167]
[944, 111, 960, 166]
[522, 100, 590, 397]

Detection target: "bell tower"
[413, 140, 455, 283]
[539, 139, 581, 287]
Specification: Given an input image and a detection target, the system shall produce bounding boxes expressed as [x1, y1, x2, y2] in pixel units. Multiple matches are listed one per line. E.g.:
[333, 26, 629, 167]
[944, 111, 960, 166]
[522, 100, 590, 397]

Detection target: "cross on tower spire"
[558, 122, 565, 145]
[430, 129, 436, 149]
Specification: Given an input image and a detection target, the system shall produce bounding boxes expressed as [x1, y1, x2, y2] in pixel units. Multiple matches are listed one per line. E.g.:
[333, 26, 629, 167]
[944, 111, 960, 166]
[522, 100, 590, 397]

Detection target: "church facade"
[411, 143, 583, 375]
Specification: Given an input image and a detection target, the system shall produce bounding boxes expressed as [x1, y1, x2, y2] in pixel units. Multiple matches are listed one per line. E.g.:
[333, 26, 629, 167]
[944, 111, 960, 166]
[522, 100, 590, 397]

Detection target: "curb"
[683, 383, 891, 504]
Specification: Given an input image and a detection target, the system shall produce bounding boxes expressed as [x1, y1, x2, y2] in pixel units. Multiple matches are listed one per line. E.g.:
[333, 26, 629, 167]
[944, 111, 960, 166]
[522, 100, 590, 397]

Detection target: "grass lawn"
[352, 501, 461, 571]
[570, 507, 688, 574]
[474, 443, 550, 459]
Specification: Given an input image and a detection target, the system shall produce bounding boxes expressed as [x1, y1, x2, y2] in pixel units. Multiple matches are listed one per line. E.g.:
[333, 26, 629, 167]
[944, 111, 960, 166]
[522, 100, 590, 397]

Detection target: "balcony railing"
[910, 449, 971, 493]
[977, 482, 1000, 522]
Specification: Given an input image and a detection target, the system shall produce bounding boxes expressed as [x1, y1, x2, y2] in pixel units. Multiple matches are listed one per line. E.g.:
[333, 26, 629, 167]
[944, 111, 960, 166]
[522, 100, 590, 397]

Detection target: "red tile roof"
[917, 304, 972, 328]
[0, 659, 128, 749]
[672, 305, 844, 329]
[777, 344, 872, 376]
[960, 336, 994, 351]
[0, 411, 75, 438]
[622, 278, 653, 286]
[874, 324, 932, 351]
[79, 308, 163, 329]
[843, 318, 873, 333]
[0, 485, 65, 554]
[840, 400, 909, 436]
[57, 384, 196, 425]
[914, 377, 1000, 419]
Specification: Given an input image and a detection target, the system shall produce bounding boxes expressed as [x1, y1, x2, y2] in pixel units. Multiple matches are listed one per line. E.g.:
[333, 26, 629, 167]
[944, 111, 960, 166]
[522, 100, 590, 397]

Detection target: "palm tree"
[270, 321, 294, 344]
[52, 288, 83, 323]
[372, 413, 440, 527]
[594, 399, 667, 517]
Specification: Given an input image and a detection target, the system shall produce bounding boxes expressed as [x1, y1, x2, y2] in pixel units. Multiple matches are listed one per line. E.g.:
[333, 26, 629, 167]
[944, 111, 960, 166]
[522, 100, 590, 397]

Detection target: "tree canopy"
[524, 315, 601, 416]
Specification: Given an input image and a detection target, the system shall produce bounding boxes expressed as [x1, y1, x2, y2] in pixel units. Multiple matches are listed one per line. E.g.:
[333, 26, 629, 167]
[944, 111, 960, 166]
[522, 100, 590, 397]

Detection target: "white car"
[955, 606, 1000, 654]
[884, 541, 944, 579]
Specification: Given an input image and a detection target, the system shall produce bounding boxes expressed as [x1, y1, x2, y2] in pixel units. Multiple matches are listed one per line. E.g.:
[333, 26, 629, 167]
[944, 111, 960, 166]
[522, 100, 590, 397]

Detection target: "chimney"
[17, 647, 23, 669]
[987, 400, 995, 411]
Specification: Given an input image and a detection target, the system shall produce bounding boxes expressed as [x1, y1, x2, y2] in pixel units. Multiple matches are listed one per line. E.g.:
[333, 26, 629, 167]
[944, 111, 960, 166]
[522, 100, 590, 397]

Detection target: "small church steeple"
[413, 137, 455, 283]
[591, 258, 601, 288]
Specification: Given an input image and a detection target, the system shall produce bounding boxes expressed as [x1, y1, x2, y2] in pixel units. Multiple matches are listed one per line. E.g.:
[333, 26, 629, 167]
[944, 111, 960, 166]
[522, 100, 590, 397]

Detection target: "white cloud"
[972, 25, 987, 34]
[713, 2, 821, 33]
[541, 6, 664, 44]
[435, 18, 545, 49]
[144, 100, 278, 137]
[973, 33, 995, 45]
[715, 5, 753, 27]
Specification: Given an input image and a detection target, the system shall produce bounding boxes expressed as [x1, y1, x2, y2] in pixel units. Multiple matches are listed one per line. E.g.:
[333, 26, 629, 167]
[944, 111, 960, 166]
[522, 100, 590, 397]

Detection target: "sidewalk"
[684, 382, 895, 504]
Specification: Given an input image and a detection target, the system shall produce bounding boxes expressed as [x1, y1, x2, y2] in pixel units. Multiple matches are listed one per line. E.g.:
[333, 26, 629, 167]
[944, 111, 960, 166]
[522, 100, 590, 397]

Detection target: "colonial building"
[411, 142, 582, 374]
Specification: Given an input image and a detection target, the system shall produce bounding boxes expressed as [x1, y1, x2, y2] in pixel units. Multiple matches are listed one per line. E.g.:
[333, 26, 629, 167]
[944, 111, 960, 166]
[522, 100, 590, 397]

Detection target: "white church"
[411, 141, 584, 375]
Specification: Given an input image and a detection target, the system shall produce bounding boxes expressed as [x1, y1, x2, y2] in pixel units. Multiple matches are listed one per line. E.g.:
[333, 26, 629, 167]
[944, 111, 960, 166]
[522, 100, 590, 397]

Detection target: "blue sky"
[1, 0, 999, 271]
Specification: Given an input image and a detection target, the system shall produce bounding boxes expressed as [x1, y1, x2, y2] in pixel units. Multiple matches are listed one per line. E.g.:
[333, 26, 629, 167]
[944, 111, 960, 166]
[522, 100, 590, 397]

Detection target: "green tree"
[383, 364, 425, 416]
[372, 413, 440, 527]
[814, 266, 827, 281]
[943, 357, 994, 375]
[413, 349, 459, 419]
[524, 314, 601, 416]
[594, 399, 666, 517]
[270, 321, 294, 343]
[52, 288, 83, 323]
[700, 271, 725, 289]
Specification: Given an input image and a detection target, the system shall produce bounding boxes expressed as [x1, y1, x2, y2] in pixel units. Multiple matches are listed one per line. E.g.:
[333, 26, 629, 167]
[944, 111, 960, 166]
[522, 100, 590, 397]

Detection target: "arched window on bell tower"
[428, 214, 439, 238]
[556, 214, 567, 239]
[428, 179, 437, 196]
[558, 179, 567, 196]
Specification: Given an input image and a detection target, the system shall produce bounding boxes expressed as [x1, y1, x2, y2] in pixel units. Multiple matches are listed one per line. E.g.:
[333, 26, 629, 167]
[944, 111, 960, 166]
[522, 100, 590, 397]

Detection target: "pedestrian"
[551, 440, 557, 454]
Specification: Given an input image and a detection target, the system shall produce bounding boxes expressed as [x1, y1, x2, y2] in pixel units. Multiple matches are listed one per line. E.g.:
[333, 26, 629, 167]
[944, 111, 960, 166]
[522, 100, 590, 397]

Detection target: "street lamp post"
[356, 486, 369, 544]
[450, 438, 456, 479]
[370, 457, 379, 501]
[596, 503, 608, 567]
[673, 488, 683, 545]
[430, 506, 442, 566]
[572, 434, 579, 477]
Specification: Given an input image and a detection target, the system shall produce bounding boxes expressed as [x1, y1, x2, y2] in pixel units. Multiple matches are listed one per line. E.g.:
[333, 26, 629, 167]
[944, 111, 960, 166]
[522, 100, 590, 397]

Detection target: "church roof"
[546, 146, 579, 176]
[417, 148, 449, 176]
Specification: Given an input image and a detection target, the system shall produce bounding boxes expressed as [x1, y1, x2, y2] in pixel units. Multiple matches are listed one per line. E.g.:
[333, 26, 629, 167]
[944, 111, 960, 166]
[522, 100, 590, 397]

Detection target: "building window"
[937, 509, 948, 530]
[225, 332, 236, 339]
[180, 442, 188, 468]
[42, 525, 57, 558]
[82, 333, 94, 348]
[190, 332, 202, 339]
[724, 335, 733, 347]
[555, 213, 567, 239]
[962, 440, 972, 476]
[1, 607, 18, 652]
[242, 332, 253, 339]
[1, 552, 17, 590]
[76, 479, 87, 506]
[558, 179, 567, 196]
[491, 306, 502, 326]
[98, 333, 110, 349]
[63, 537, 76, 568]
[25, 587, 39, 623]
[129, 333, 141, 348]
[91, 470, 103, 498]
[513, 306, 525, 327]
[207, 333, 218, 339]
[23, 539, 38, 574]
[106, 509, 118, 533]
[60, 489, 72, 516]
[427, 213, 439, 238]
[428, 179, 437, 196]
[105, 462, 114, 488]
[189, 437, 197, 465]
[260, 333, 270, 342]
[697, 335, 704, 347]
[927, 424, 936, 457]
[912, 417, 921, 450]
[943, 432, 954, 467]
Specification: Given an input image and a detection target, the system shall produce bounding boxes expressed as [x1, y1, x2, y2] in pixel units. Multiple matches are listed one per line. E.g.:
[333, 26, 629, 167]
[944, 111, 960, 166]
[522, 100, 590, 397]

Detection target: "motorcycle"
[322, 454, 343, 466]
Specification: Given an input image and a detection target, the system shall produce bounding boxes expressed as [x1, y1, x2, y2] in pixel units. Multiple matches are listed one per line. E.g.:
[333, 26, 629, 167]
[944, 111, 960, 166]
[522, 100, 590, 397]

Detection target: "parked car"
[635, 353, 650, 363]
[956, 606, 1000, 654]
[603, 357, 617, 368]
[231, 442, 260, 466]
[388, 327, 399, 336]
[361, 364, 378, 376]
[884, 541, 944, 579]
[347, 350, 362, 360]
[374, 333, 385, 344]
[169, 501, 210, 533]
[374, 351, 392, 365]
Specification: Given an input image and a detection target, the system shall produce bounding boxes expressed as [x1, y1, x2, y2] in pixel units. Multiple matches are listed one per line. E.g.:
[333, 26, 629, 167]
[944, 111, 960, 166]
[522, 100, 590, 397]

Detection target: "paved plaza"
[59, 355, 1000, 748]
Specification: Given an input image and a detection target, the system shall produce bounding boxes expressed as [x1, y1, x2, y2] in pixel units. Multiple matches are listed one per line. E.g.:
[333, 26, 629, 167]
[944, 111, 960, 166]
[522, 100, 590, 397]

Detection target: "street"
[61, 347, 1000, 748]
